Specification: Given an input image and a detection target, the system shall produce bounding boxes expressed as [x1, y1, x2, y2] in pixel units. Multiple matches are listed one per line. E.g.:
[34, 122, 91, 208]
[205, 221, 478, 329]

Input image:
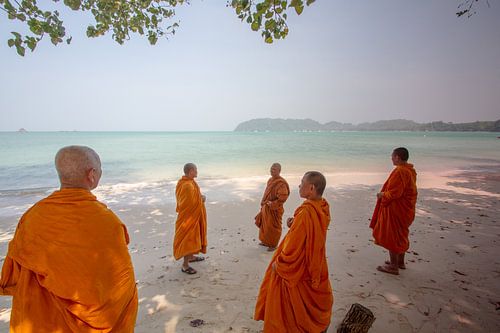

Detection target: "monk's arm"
[269, 183, 289, 210]
[0, 256, 22, 295]
[381, 171, 405, 204]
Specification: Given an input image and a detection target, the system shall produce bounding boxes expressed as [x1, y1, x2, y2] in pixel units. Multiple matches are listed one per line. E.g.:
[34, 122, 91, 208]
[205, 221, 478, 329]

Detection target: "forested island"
[234, 118, 500, 132]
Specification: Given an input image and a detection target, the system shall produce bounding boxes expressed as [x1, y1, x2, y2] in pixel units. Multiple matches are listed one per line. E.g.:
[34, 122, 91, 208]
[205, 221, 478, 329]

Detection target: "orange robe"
[255, 176, 290, 248]
[0, 188, 138, 333]
[173, 176, 207, 260]
[370, 163, 418, 254]
[255, 199, 333, 333]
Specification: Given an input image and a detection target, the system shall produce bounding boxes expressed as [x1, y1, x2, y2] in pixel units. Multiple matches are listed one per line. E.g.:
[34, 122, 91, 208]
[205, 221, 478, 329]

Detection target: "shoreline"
[2, 163, 498, 203]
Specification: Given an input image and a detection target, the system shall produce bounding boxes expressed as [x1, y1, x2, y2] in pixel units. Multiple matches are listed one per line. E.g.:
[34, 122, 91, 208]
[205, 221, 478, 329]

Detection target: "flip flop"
[385, 260, 406, 269]
[189, 256, 205, 263]
[377, 265, 399, 275]
[181, 266, 197, 274]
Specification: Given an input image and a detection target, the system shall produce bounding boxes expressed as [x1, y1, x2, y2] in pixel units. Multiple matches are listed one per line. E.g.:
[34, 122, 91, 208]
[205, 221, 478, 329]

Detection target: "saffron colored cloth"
[255, 199, 333, 333]
[0, 188, 138, 333]
[254, 176, 290, 248]
[173, 176, 208, 260]
[370, 163, 418, 254]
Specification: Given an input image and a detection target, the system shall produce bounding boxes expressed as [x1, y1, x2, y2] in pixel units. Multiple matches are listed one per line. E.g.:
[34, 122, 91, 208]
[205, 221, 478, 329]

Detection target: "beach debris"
[453, 270, 467, 276]
[337, 303, 375, 333]
[189, 319, 205, 327]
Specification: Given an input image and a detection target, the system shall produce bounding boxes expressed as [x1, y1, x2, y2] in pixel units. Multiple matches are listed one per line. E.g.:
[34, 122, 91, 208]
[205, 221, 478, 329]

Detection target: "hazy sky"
[1, 1, 499, 131]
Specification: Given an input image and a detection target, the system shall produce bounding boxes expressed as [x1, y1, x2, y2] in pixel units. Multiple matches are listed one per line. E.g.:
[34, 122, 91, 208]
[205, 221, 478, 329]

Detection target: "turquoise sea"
[1, 131, 499, 215]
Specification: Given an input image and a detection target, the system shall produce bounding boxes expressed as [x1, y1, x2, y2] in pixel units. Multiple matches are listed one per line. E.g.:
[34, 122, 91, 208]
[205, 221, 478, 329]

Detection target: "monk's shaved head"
[183, 163, 197, 175]
[304, 171, 326, 196]
[55, 146, 101, 186]
[393, 147, 409, 161]
[271, 163, 281, 171]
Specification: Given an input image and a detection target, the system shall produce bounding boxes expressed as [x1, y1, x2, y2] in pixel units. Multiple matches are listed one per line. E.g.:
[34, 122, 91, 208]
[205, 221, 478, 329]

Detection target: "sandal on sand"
[189, 256, 205, 263]
[267, 247, 276, 252]
[377, 265, 399, 275]
[385, 260, 406, 269]
[181, 266, 197, 274]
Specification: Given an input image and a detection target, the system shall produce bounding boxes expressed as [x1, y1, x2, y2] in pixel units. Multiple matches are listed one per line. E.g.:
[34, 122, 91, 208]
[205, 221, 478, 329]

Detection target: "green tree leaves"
[1, 0, 315, 56]
[1, 0, 186, 56]
[2, 0, 67, 56]
[229, 0, 314, 44]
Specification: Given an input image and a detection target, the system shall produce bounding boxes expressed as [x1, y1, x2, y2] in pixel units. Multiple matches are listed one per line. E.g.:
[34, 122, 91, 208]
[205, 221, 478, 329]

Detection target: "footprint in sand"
[397, 313, 414, 332]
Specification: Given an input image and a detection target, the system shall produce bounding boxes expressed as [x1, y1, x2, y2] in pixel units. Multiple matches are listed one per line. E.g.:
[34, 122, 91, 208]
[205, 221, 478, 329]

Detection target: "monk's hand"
[272, 261, 277, 271]
[376, 192, 384, 199]
[201, 195, 206, 202]
[266, 201, 272, 207]
[286, 217, 293, 228]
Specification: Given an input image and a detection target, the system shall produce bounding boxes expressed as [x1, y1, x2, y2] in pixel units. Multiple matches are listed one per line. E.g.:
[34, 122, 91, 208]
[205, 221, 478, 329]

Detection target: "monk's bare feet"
[267, 247, 276, 252]
[385, 260, 406, 269]
[377, 264, 399, 275]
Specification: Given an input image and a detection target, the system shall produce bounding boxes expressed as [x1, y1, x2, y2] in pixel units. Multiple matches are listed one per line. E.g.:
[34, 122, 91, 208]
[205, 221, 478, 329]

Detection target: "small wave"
[0, 187, 55, 197]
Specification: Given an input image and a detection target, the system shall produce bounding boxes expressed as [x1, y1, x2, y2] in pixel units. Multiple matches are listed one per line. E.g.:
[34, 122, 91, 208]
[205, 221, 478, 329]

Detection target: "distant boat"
[18, 128, 27, 133]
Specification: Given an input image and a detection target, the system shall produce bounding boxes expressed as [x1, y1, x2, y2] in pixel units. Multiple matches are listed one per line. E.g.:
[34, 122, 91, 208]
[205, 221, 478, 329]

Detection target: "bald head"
[183, 163, 196, 175]
[304, 171, 326, 196]
[55, 146, 101, 189]
[393, 147, 409, 161]
[270, 163, 281, 177]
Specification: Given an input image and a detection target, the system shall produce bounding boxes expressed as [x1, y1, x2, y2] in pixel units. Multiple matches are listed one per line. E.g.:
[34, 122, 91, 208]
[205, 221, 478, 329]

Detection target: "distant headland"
[234, 118, 500, 132]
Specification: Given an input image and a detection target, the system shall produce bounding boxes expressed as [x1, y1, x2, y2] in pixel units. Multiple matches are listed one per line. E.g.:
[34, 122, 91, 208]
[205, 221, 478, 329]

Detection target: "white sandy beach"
[0, 166, 499, 333]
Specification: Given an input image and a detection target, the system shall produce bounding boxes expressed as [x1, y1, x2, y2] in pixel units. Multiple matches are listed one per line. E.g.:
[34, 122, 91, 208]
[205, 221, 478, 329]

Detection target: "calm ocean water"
[1, 131, 499, 191]
[0, 131, 499, 216]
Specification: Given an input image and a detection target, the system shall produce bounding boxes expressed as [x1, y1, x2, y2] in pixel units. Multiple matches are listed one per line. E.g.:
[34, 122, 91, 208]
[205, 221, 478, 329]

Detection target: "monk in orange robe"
[173, 163, 208, 274]
[0, 145, 138, 332]
[255, 163, 290, 251]
[255, 171, 333, 333]
[370, 147, 418, 275]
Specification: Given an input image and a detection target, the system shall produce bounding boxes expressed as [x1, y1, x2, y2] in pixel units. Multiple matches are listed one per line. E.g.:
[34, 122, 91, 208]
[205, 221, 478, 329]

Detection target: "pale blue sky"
[0, 1, 499, 131]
